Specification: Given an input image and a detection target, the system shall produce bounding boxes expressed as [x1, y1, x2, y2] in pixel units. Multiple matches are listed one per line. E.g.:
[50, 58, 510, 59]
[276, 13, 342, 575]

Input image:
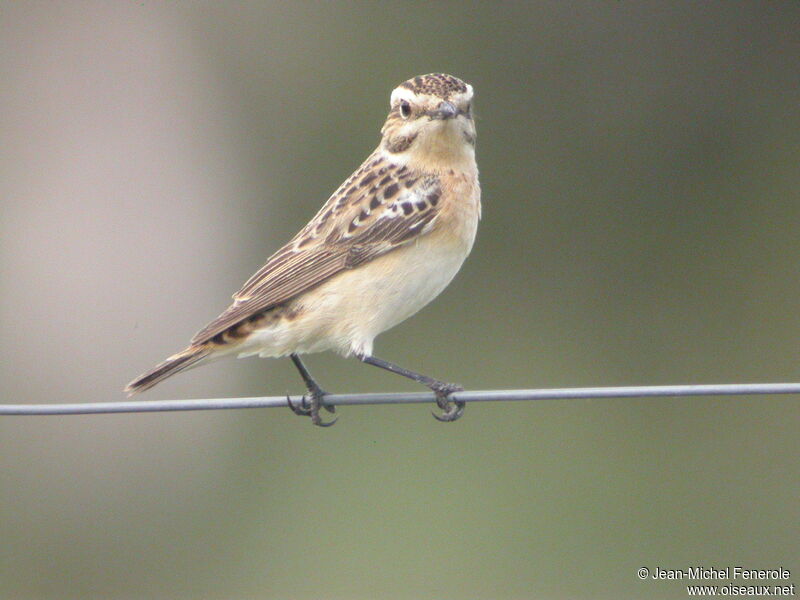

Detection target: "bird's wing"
[190, 158, 443, 345]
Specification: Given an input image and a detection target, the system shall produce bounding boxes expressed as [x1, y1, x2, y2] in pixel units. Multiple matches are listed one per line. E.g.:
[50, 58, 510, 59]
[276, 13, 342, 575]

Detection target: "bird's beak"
[429, 101, 458, 120]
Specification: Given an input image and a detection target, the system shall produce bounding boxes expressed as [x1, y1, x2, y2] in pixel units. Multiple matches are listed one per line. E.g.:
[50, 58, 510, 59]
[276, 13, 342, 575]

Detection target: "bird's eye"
[399, 100, 411, 119]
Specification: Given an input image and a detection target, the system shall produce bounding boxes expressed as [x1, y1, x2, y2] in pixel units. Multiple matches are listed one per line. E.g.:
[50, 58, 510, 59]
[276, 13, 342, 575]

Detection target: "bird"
[125, 73, 481, 426]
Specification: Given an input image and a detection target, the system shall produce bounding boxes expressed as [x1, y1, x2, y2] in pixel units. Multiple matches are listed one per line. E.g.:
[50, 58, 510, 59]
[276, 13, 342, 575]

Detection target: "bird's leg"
[357, 354, 465, 422]
[287, 354, 337, 427]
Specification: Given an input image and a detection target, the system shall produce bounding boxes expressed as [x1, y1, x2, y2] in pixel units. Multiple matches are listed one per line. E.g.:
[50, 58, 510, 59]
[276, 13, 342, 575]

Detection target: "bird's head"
[380, 73, 476, 171]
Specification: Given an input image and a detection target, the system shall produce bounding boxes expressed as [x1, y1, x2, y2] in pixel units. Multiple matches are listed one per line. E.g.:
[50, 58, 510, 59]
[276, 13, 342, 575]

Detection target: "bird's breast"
[436, 168, 481, 253]
[242, 167, 480, 359]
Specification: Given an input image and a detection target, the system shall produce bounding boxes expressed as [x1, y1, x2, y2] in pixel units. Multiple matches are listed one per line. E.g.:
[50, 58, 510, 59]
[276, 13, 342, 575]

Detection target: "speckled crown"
[398, 73, 468, 98]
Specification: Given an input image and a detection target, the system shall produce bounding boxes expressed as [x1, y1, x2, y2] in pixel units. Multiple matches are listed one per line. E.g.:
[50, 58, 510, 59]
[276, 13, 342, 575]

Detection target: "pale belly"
[237, 166, 480, 360]
[238, 219, 477, 359]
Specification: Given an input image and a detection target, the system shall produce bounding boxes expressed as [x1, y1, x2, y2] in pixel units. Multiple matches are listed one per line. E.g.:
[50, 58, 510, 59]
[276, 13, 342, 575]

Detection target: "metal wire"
[1, 382, 798, 416]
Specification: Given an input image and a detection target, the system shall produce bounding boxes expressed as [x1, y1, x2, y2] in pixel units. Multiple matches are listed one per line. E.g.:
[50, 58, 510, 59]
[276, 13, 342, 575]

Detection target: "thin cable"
[1, 382, 798, 415]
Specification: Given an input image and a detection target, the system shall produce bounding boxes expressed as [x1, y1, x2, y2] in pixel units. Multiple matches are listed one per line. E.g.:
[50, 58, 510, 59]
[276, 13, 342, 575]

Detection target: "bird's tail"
[124, 345, 212, 396]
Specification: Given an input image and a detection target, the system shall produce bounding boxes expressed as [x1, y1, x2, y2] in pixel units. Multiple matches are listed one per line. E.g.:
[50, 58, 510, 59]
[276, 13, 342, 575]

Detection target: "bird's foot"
[429, 381, 465, 422]
[287, 384, 337, 427]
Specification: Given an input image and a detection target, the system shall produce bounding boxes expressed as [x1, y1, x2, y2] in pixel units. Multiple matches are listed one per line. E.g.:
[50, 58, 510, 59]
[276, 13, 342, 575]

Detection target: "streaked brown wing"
[190, 245, 349, 344]
[190, 172, 442, 345]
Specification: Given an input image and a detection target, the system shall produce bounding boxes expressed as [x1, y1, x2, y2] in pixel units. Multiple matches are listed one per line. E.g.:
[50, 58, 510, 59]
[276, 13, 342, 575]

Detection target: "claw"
[430, 382, 465, 423]
[288, 390, 337, 427]
[432, 400, 465, 422]
[288, 354, 337, 426]
[315, 414, 339, 427]
[287, 394, 311, 416]
[309, 393, 337, 427]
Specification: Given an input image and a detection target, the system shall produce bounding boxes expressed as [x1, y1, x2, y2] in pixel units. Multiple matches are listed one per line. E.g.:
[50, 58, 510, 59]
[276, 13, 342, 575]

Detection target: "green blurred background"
[1, 2, 798, 599]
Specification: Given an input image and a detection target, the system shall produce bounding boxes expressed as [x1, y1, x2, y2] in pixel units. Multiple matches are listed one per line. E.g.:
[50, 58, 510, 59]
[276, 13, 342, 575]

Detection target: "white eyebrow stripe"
[390, 84, 474, 109]
[390, 87, 419, 106]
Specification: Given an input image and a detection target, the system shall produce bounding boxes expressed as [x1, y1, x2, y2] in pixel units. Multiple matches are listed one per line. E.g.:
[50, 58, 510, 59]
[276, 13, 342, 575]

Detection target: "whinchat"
[126, 73, 480, 426]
